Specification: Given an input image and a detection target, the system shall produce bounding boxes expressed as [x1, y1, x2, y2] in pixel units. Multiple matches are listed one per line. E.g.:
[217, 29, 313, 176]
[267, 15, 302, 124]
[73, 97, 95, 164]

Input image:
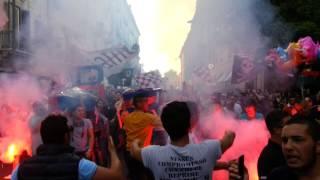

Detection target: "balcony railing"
[0, 30, 14, 50]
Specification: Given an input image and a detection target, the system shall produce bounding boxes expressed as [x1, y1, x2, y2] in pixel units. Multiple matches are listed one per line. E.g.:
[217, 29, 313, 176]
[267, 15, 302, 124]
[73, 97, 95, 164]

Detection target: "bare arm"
[228, 159, 249, 180]
[130, 139, 143, 162]
[151, 116, 162, 128]
[86, 127, 95, 159]
[214, 161, 230, 170]
[220, 130, 236, 153]
[93, 137, 124, 180]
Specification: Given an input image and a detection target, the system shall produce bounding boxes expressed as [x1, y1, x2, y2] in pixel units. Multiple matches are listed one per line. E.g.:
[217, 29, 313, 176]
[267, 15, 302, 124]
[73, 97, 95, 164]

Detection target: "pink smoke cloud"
[0, 74, 44, 163]
[200, 112, 269, 180]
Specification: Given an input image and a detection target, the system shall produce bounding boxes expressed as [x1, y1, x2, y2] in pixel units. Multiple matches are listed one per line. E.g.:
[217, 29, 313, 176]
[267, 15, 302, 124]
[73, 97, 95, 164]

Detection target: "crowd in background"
[8, 83, 320, 179]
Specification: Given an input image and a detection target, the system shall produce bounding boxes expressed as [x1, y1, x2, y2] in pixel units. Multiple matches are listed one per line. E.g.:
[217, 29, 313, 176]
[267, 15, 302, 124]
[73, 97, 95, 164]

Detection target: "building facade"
[0, 0, 31, 70]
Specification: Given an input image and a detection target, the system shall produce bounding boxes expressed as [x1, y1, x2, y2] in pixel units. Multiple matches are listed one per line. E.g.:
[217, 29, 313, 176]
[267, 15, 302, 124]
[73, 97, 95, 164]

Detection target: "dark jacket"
[18, 144, 80, 180]
[268, 166, 298, 180]
[258, 139, 286, 179]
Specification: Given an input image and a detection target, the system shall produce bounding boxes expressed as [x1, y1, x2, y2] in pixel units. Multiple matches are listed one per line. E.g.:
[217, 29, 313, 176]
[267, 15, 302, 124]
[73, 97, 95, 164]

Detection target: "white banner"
[87, 46, 139, 77]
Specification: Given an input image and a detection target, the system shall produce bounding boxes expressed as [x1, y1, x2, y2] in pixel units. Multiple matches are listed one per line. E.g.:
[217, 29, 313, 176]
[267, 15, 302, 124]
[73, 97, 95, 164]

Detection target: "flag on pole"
[135, 71, 162, 88]
[192, 65, 213, 83]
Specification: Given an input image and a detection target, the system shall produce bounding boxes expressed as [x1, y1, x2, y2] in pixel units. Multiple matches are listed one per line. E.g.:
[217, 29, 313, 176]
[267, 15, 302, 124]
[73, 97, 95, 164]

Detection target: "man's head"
[161, 101, 191, 141]
[96, 99, 104, 110]
[73, 105, 86, 120]
[146, 89, 157, 106]
[122, 90, 135, 107]
[133, 90, 149, 112]
[281, 115, 320, 170]
[244, 99, 257, 119]
[265, 110, 289, 141]
[41, 115, 70, 145]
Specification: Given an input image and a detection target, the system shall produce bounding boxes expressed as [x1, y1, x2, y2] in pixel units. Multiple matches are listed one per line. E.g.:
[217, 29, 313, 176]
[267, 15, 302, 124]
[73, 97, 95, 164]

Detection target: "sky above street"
[127, 0, 196, 74]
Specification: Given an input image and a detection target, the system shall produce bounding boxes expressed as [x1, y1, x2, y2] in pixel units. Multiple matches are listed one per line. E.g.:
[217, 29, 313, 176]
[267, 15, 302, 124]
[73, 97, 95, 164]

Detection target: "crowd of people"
[10, 84, 320, 180]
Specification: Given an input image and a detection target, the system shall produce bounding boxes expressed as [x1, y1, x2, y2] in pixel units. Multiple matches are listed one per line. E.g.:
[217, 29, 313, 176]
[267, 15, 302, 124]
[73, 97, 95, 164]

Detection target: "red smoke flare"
[200, 112, 269, 180]
[0, 109, 32, 164]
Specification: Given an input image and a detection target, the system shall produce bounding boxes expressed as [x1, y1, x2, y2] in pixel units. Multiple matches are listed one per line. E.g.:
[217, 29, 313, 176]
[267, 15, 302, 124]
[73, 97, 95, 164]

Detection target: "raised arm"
[130, 139, 143, 162]
[86, 125, 95, 159]
[220, 130, 236, 153]
[93, 137, 124, 180]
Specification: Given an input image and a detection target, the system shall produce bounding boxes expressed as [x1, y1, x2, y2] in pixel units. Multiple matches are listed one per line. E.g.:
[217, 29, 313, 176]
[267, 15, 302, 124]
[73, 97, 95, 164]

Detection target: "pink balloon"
[298, 36, 318, 63]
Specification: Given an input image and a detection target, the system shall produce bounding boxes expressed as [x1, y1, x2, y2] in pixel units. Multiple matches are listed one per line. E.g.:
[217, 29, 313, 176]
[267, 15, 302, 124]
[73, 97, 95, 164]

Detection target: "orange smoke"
[0, 76, 42, 164]
[0, 138, 31, 164]
[3, 144, 18, 163]
[0, 106, 32, 164]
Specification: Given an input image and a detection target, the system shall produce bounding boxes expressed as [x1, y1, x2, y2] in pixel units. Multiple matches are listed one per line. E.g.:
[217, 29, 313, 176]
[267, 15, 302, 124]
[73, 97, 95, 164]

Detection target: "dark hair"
[71, 104, 85, 113]
[133, 90, 148, 107]
[284, 115, 320, 141]
[265, 110, 287, 134]
[41, 115, 70, 144]
[244, 98, 256, 108]
[161, 101, 191, 141]
[122, 91, 135, 101]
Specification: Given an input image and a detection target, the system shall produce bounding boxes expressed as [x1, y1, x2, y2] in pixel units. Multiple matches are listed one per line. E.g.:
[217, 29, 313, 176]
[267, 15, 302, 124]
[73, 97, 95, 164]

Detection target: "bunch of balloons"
[266, 36, 320, 72]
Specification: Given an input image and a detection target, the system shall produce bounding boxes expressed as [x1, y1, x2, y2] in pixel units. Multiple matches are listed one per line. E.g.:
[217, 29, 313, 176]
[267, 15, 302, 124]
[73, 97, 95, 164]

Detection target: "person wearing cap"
[119, 90, 135, 128]
[145, 88, 159, 114]
[123, 89, 162, 180]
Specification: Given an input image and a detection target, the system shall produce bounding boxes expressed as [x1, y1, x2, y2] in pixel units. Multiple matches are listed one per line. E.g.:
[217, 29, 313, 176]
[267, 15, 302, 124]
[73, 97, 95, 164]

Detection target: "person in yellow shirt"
[123, 89, 162, 180]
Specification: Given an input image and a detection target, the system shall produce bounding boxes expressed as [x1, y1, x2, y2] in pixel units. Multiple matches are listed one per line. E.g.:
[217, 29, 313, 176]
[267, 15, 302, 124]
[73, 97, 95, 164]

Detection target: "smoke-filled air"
[201, 111, 269, 180]
[0, 0, 138, 163]
[2, 0, 319, 180]
[128, 0, 196, 74]
[0, 75, 44, 163]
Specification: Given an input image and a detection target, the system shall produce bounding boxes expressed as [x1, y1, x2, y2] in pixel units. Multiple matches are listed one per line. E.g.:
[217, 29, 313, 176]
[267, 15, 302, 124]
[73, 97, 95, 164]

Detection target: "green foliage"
[258, 0, 320, 45]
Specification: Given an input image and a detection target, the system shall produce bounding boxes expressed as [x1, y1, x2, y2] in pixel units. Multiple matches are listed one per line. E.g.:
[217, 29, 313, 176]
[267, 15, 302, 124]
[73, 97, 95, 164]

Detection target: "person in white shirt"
[130, 101, 236, 180]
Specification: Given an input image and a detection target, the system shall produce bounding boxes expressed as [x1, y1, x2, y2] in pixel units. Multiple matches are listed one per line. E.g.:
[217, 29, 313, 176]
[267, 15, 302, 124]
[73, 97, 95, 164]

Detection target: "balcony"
[0, 1, 30, 54]
[0, 30, 14, 50]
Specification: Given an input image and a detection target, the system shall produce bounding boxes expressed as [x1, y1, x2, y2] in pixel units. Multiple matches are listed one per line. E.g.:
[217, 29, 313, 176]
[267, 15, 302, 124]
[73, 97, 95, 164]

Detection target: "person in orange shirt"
[123, 89, 162, 180]
[119, 90, 135, 128]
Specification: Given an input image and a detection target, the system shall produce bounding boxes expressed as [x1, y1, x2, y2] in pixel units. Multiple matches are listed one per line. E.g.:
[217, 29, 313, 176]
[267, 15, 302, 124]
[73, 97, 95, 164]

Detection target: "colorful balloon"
[266, 36, 320, 72]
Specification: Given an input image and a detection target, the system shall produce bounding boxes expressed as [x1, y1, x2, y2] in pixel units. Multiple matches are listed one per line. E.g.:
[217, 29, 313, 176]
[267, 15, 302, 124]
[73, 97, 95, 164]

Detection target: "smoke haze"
[28, 0, 138, 82]
[0, 74, 44, 162]
[128, 0, 196, 74]
[201, 112, 269, 180]
[0, 0, 139, 161]
[181, 0, 281, 87]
